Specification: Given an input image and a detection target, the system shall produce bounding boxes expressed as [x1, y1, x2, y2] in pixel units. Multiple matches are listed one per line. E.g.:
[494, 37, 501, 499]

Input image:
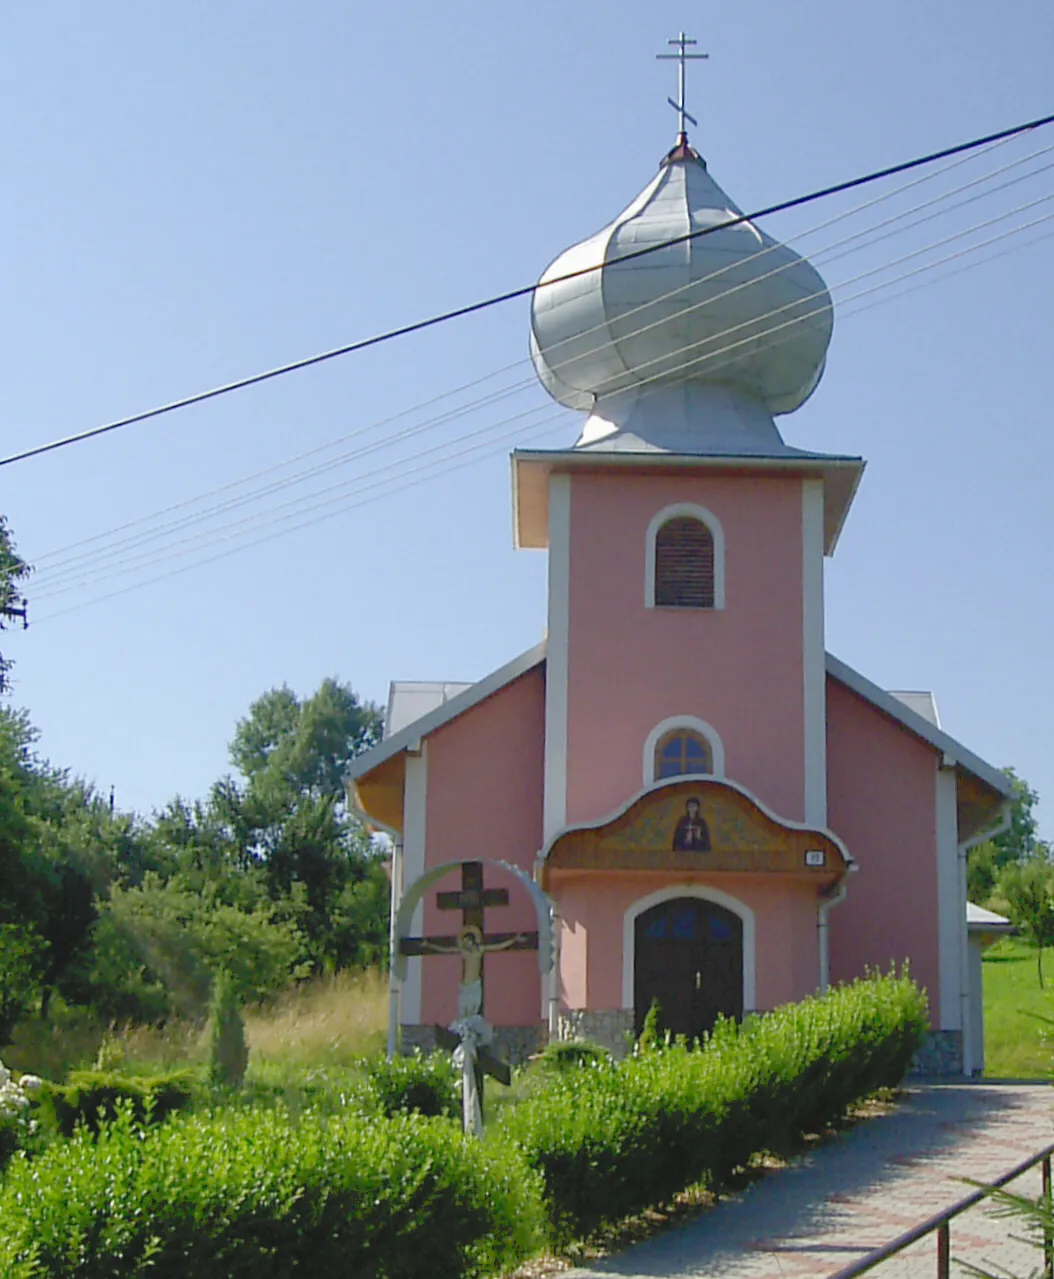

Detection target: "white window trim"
[643, 714, 725, 785]
[621, 884, 757, 1013]
[644, 502, 726, 611]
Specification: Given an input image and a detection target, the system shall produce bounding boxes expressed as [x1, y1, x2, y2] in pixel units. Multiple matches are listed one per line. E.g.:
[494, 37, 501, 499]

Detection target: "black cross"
[398, 860, 539, 1101]
[398, 862, 540, 974]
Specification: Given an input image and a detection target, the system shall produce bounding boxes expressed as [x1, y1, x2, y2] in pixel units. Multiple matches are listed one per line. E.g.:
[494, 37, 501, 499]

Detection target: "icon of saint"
[672, 797, 711, 852]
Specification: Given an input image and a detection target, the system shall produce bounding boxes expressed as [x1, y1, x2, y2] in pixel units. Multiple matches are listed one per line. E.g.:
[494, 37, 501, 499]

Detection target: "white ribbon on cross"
[449, 1014, 493, 1137]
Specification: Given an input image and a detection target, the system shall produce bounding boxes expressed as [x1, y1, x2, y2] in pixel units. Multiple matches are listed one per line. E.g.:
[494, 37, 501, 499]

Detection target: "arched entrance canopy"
[538, 776, 854, 888]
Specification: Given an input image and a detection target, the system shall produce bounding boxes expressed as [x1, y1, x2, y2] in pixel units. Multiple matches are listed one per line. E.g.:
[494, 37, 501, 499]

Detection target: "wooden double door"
[633, 896, 744, 1041]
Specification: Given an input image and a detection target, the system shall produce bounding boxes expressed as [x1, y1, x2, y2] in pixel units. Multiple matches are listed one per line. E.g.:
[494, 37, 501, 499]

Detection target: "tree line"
[967, 769, 1054, 984]
[0, 517, 389, 1046]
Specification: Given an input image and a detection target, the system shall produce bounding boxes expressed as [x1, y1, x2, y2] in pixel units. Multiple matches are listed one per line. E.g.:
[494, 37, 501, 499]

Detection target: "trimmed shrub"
[41, 1069, 198, 1137]
[0, 1104, 545, 1279]
[208, 971, 249, 1088]
[365, 1049, 460, 1119]
[535, 1040, 613, 1074]
[498, 971, 927, 1241]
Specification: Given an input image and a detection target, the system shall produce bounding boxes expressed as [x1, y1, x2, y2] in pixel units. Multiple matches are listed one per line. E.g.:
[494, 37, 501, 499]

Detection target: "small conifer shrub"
[207, 971, 248, 1088]
[637, 997, 665, 1051]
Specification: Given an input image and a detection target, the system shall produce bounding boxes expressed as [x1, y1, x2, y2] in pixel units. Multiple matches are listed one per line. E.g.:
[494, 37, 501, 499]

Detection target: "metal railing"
[827, 1141, 1054, 1279]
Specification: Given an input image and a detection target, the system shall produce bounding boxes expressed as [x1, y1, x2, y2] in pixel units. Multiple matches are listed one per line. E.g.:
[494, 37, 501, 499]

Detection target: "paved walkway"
[567, 1084, 1053, 1279]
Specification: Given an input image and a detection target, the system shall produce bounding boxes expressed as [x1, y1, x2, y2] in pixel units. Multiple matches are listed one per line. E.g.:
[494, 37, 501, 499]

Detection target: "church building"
[347, 80, 1012, 1076]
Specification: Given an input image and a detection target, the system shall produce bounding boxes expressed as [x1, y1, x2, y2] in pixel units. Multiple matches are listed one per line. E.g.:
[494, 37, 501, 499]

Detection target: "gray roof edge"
[344, 638, 548, 784]
[512, 447, 866, 467]
[826, 652, 1012, 798]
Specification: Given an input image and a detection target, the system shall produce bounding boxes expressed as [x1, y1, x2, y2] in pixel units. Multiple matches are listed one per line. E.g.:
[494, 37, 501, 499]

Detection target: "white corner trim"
[802, 479, 827, 826]
[935, 763, 962, 1031]
[642, 714, 726, 785]
[543, 473, 571, 841]
[621, 884, 757, 1013]
[400, 744, 428, 1024]
[644, 502, 726, 610]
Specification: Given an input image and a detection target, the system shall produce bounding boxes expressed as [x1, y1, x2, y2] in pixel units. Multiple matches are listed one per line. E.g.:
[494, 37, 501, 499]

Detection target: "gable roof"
[386, 682, 473, 738]
[345, 639, 547, 784]
[345, 642, 1012, 830]
[825, 653, 1011, 799]
[889, 690, 941, 729]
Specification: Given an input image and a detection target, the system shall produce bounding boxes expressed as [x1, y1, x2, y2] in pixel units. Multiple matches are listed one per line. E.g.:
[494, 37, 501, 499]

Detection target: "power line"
[32, 199, 1054, 609]
[28, 135, 1052, 587]
[34, 117, 1019, 573]
[5, 109, 1054, 471]
[32, 180, 1054, 598]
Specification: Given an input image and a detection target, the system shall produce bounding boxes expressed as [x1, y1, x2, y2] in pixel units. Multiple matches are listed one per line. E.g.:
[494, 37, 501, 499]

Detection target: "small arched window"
[654, 516, 715, 608]
[655, 729, 713, 779]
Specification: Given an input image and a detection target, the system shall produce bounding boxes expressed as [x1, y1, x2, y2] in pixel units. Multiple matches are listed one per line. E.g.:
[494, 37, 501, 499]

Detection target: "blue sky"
[2, 1, 1053, 835]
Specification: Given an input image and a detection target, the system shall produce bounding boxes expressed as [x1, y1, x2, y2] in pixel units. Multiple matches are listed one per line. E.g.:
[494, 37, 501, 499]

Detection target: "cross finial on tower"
[656, 31, 709, 143]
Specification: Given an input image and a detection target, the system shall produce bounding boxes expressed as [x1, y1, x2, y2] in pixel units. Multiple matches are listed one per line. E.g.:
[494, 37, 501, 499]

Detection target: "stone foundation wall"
[399, 1023, 546, 1066]
[907, 1029, 963, 1077]
[557, 1009, 635, 1060]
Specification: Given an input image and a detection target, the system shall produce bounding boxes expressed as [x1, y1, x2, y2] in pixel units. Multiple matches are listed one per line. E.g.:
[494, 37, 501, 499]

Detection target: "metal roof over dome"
[529, 45, 834, 456]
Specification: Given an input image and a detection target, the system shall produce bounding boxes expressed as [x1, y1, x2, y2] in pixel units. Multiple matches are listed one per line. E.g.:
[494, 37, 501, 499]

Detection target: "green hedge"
[0, 973, 926, 1274]
[40, 1069, 199, 1137]
[0, 1105, 544, 1279]
[498, 971, 927, 1241]
[364, 1049, 461, 1119]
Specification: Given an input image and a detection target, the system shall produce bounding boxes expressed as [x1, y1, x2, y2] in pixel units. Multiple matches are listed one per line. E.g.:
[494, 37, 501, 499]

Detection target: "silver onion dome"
[530, 141, 833, 452]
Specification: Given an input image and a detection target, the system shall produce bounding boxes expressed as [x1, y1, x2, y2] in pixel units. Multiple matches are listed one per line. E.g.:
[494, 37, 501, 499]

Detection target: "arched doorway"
[633, 896, 744, 1039]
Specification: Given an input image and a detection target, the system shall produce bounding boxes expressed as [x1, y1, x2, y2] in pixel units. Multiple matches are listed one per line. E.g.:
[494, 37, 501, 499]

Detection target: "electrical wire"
[32, 198, 1054, 610]
[33, 120, 1023, 574]
[30, 137, 1053, 589]
[33, 185, 1054, 597]
[6, 109, 1054, 470]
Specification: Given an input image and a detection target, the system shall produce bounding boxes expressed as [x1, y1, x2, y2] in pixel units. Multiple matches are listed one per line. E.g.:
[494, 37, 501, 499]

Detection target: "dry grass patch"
[244, 968, 387, 1067]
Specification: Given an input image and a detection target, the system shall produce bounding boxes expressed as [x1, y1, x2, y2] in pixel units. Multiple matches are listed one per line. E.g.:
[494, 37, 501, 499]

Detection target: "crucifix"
[398, 861, 540, 1124]
[656, 31, 709, 142]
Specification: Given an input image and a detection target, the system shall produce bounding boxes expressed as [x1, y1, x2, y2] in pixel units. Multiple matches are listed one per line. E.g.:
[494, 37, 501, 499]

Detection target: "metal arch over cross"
[656, 31, 709, 140]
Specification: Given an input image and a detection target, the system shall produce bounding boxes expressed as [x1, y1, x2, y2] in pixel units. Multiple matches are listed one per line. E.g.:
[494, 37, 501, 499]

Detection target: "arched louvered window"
[654, 516, 715, 608]
[655, 729, 713, 779]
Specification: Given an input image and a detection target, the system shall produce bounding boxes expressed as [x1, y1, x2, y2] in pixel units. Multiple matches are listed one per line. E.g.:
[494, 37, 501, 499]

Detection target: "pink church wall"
[826, 675, 941, 1011]
[550, 870, 821, 1013]
[564, 472, 807, 827]
[418, 666, 546, 1028]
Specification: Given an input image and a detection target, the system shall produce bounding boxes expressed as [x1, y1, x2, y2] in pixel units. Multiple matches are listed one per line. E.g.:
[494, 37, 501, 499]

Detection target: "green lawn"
[983, 936, 1054, 1078]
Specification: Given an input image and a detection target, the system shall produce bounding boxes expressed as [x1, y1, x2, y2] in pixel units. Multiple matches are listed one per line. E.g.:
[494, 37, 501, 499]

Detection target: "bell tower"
[513, 48, 864, 840]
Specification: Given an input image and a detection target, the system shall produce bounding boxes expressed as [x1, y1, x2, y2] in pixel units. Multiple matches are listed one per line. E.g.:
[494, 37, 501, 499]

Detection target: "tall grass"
[4, 970, 389, 1083]
[245, 968, 387, 1068]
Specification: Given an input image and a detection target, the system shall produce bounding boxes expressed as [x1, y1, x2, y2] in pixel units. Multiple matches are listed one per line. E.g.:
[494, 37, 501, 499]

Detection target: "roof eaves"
[344, 638, 548, 785]
[826, 652, 1011, 798]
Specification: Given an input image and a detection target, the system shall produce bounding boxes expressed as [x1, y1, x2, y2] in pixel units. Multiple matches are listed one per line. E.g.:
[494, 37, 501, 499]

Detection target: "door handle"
[695, 971, 701, 990]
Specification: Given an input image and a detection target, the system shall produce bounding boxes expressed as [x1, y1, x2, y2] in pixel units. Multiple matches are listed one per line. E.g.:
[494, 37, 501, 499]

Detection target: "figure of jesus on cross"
[399, 861, 540, 1021]
[398, 861, 540, 1131]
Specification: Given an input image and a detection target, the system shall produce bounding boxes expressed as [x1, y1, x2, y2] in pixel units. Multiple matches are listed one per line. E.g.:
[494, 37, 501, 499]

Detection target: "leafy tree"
[0, 516, 29, 695]
[85, 875, 311, 1021]
[228, 678, 381, 803]
[1000, 859, 1054, 987]
[0, 924, 45, 1047]
[967, 768, 1050, 904]
[213, 678, 386, 967]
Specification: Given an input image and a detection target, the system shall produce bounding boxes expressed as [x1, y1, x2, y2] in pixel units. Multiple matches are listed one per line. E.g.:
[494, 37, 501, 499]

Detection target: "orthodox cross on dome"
[656, 31, 708, 141]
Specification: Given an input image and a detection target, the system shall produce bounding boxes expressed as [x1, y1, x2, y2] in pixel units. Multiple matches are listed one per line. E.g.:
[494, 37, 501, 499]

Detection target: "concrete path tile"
[565, 1084, 1053, 1279]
